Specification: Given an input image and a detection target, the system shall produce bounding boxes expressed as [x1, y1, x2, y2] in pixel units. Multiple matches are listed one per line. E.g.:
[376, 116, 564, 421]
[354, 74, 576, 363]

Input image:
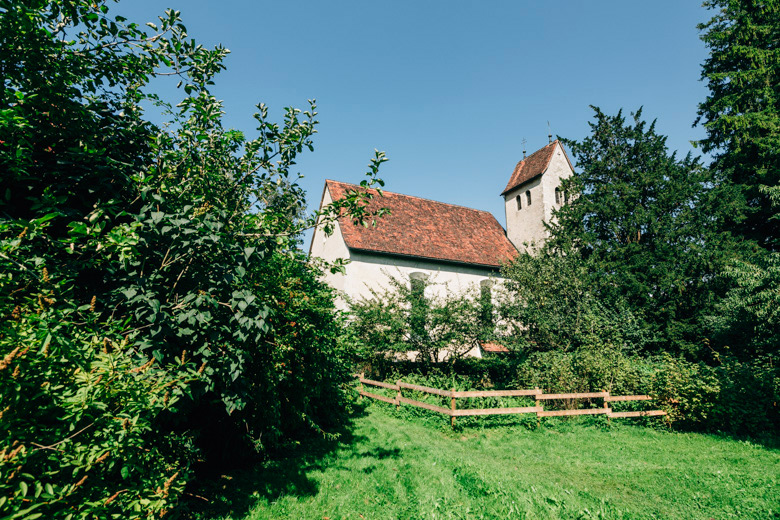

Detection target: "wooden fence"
[357, 375, 666, 428]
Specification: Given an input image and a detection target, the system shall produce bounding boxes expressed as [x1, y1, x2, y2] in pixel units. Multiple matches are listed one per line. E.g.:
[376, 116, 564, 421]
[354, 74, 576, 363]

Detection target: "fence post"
[535, 387, 542, 428]
[358, 372, 364, 401]
[604, 390, 610, 424]
[450, 388, 456, 429]
[396, 380, 402, 409]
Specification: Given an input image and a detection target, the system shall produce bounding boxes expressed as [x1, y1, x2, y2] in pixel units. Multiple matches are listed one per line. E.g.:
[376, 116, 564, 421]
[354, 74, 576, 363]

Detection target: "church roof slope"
[501, 140, 569, 195]
[325, 180, 517, 268]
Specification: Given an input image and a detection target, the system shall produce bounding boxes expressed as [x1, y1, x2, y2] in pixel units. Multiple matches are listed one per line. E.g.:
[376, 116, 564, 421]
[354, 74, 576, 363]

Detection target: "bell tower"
[501, 140, 574, 252]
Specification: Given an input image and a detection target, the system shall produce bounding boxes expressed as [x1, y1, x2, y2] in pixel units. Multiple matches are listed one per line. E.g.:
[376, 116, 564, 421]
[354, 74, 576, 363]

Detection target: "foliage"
[0, 0, 384, 518]
[500, 247, 649, 355]
[697, 0, 780, 250]
[707, 253, 780, 358]
[513, 348, 653, 399]
[0, 218, 199, 519]
[364, 356, 520, 390]
[550, 107, 725, 356]
[349, 276, 494, 363]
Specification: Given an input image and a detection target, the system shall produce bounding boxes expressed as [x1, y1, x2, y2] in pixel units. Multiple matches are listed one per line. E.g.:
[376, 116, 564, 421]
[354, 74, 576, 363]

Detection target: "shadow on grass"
[182, 402, 397, 519]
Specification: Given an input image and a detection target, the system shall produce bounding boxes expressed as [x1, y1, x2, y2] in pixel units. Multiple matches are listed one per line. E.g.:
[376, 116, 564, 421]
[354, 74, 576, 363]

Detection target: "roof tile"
[480, 342, 509, 353]
[501, 140, 559, 195]
[326, 181, 517, 268]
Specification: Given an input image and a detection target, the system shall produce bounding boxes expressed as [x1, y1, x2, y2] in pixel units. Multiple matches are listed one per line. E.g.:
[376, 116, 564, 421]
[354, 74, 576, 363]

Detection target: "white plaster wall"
[504, 142, 573, 252]
[542, 143, 573, 225]
[308, 187, 351, 295]
[344, 251, 501, 304]
[504, 176, 545, 251]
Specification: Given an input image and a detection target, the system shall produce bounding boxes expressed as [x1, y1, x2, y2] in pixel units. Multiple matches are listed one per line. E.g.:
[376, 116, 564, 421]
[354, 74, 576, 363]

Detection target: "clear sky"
[116, 1, 712, 244]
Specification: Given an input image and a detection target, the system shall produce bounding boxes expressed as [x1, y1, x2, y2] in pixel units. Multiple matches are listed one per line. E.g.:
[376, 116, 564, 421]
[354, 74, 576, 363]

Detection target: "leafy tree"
[500, 247, 648, 355]
[0, 0, 384, 517]
[552, 107, 723, 355]
[697, 0, 780, 250]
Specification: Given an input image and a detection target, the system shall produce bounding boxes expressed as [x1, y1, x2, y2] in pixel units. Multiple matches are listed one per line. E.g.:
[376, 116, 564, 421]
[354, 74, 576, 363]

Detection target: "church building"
[309, 140, 574, 305]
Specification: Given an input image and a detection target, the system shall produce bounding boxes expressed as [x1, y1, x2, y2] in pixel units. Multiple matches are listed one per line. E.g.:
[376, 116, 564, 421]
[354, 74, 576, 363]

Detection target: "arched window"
[410, 272, 428, 296]
[409, 272, 428, 339]
[479, 279, 494, 333]
[526, 190, 532, 206]
[515, 194, 522, 210]
[555, 187, 561, 204]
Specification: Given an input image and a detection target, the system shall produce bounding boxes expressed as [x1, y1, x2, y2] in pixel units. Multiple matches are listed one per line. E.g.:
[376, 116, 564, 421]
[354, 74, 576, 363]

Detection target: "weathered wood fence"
[357, 375, 666, 428]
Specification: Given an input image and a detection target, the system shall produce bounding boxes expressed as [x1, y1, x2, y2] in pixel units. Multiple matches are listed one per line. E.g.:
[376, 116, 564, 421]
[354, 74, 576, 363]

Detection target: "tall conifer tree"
[555, 108, 718, 355]
[697, 0, 780, 249]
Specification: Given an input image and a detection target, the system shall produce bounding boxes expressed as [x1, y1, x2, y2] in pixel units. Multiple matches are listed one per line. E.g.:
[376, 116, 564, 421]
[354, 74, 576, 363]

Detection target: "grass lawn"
[193, 403, 779, 519]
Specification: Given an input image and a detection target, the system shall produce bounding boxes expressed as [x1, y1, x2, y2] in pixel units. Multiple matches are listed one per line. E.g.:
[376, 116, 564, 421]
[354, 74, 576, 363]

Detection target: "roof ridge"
[325, 179, 497, 217]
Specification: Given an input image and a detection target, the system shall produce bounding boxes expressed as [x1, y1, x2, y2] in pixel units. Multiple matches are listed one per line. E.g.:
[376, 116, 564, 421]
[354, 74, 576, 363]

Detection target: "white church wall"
[343, 250, 501, 304]
[504, 142, 573, 252]
[541, 143, 573, 225]
[308, 187, 351, 295]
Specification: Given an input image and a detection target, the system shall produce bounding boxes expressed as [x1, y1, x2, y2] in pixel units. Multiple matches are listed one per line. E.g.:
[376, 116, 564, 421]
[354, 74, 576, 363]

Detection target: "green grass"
[193, 404, 779, 519]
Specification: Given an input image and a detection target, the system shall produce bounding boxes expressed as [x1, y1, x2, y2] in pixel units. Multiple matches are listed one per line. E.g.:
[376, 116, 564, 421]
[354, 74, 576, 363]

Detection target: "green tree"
[500, 247, 648, 355]
[553, 107, 723, 355]
[697, 0, 780, 360]
[697, 0, 780, 250]
[708, 253, 780, 358]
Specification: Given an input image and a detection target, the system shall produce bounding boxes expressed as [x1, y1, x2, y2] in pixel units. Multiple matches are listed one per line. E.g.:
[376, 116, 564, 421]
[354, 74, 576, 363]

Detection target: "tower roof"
[501, 140, 572, 195]
[324, 180, 517, 268]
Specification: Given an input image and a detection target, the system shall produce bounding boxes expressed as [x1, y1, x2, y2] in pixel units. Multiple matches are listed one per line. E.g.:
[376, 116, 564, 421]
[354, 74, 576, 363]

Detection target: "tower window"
[516, 194, 522, 210]
[526, 190, 532, 206]
[555, 187, 561, 204]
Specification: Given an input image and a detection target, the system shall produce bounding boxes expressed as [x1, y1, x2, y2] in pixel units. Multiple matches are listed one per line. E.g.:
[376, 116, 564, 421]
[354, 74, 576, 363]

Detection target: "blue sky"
[117, 1, 712, 242]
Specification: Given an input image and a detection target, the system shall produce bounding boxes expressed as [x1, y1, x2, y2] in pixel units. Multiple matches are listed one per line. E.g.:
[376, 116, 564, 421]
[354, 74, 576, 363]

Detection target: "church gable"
[501, 140, 572, 196]
[325, 180, 517, 268]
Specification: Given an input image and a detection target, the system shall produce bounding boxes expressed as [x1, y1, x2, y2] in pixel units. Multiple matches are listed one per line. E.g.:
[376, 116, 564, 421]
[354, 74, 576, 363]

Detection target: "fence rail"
[357, 375, 666, 428]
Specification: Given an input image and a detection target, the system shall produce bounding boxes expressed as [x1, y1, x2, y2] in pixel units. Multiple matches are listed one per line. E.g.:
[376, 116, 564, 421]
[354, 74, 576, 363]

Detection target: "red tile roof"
[480, 342, 509, 353]
[501, 140, 571, 195]
[325, 180, 517, 268]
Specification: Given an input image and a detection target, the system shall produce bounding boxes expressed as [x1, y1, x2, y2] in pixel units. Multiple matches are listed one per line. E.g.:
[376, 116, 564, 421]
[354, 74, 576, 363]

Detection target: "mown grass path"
[198, 404, 779, 519]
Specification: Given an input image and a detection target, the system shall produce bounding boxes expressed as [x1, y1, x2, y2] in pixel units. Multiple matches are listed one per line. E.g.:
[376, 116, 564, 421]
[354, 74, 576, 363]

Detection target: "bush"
[362, 351, 779, 438]
[0, 218, 199, 518]
[1, 1, 384, 517]
[514, 347, 651, 396]
[499, 249, 651, 355]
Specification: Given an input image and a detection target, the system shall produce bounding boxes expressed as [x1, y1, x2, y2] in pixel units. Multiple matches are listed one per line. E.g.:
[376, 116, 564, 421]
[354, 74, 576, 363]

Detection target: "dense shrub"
[514, 348, 650, 397]
[363, 352, 779, 438]
[363, 356, 520, 389]
[0, 1, 383, 517]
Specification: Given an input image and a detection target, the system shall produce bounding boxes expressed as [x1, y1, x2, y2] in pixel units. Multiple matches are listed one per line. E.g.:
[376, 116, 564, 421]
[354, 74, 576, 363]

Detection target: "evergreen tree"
[697, 0, 780, 249]
[554, 107, 722, 356]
